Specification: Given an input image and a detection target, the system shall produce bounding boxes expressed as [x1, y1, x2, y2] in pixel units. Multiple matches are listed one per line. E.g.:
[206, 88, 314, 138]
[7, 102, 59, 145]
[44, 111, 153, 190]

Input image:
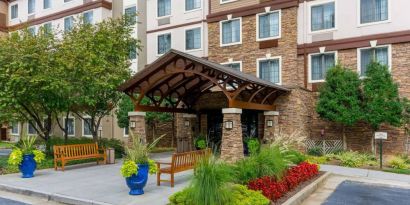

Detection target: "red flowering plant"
[248, 162, 319, 201]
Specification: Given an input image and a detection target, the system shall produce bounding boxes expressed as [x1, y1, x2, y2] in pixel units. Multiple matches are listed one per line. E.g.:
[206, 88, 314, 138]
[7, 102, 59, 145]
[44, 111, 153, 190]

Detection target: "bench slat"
[53, 143, 106, 171]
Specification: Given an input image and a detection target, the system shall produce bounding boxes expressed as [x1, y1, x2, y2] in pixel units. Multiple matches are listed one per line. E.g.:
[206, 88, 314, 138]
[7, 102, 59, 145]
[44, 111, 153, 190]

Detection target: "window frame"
[357, 44, 392, 77]
[221, 61, 243, 72]
[124, 5, 137, 25]
[219, 17, 242, 47]
[308, 51, 338, 83]
[184, 26, 203, 52]
[156, 32, 172, 56]
[256, 9, 281, 41]
[308, 0, 337, 34]
[10, 3, 18, 20]
[27, 0, 36, 15]
[27, 121, 37, 136]
[124, 127, 129, 137]
[184, 0, 202, 12]
[256, 56, 282, 85]
[357, 0, 391, 27]
[28, 26, 37, 35]
[10, 122, 20, 136]
[64, 16, 74, 32]
[82, 117, 93, 138]
[83, 10, 94, 25]
[220, 0, 238, 4]
[63, 117, 76, 137]
[157, 0, 172, 18]
[43, 0, 51, 10]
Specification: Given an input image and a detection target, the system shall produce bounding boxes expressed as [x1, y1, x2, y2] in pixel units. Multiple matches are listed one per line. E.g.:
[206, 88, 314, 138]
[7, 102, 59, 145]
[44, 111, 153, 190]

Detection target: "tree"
[362, 62, 403, 152]
[316, 64, 362, 149]
[60, 16, 140, 141]
[401, 98, 410, 137]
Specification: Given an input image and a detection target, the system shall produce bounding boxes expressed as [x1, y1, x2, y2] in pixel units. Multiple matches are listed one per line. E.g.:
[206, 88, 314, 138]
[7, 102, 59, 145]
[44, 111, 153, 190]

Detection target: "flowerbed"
[248, 162, 319, 201]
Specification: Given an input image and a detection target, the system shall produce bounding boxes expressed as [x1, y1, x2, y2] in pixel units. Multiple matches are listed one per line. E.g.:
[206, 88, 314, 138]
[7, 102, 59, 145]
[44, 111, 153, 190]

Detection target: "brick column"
[221, 108, 244, 163]
[264, 111, 280, 143]
[128, 112, 146, 144]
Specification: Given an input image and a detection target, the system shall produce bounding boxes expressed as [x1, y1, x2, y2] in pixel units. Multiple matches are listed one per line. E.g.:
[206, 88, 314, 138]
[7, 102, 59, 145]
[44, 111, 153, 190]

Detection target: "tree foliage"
[403, 98, 410, 135]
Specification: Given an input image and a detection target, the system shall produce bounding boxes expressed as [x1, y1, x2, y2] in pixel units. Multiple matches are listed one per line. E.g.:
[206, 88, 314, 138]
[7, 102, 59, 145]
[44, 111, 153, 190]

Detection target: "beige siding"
[211, 0, 258, 14]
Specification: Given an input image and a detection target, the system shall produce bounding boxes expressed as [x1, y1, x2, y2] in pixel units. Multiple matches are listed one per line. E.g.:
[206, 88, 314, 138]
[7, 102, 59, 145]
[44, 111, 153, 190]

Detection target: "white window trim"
[64, 16, 74, 31]
[63, 116, 76, 137]
[43, 0, 52, 10]
[123, 127, 129, 137]
[357, 0, 391, 27]
[10, 3, 18, 21]
[156, 31, 172, 56]
[184, 26, 203, 52]
[156, 0, 172, 19]
[63, 0, 75, 5]
[256, 10, 281, 41]
[27, 122, 37, 136]
[82, 116, 93, 138]
[356, 44, 392, 77]
[184, 0, 202, 13]
[256, 56, 282, 85]
[219, 17, 242, 47]
[308, 51, 338, 83]
[220, 0, 238, 4]
[10, 123, 20, 135]
[27, 0, 36, 15]
[221, 61, 243, 72]
[308, 0, 337, 34]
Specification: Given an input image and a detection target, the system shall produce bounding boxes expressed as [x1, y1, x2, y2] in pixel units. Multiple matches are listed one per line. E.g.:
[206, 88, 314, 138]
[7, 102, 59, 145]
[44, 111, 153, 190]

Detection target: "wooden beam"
[228, 100, 275, 111]
[134, 105, 195, 113]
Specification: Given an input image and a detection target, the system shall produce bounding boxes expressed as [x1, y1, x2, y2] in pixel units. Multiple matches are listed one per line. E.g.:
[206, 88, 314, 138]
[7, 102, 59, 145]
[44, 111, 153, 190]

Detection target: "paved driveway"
[0, 149, 11, 157]
[0, 197, 28, 205]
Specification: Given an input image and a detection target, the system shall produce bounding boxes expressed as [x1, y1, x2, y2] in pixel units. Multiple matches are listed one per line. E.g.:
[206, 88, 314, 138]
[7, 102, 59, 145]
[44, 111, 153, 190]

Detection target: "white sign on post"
[374, 132, 387, 140]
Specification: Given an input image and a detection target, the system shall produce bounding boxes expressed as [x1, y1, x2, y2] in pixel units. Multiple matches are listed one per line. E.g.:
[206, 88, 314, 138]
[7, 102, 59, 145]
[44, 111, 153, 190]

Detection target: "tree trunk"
[371, 129, 376, 154]
[342, 125, 347, 150]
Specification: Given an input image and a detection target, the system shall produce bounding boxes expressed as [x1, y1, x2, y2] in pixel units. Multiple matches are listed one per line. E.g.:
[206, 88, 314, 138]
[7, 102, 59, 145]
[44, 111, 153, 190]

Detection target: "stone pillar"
[128, 112, 146, 144]
[264, 111, 280, 143]
[200, 114, 207, 135]
[221, 108, 244, 163]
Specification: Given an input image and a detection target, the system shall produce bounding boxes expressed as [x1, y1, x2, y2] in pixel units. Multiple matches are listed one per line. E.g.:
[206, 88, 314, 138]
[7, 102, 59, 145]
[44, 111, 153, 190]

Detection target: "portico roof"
[118, 49, 290, 113]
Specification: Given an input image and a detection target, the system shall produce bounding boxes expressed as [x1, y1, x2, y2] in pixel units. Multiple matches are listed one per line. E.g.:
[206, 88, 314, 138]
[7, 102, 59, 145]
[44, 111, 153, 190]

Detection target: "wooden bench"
[53, 143, 106, 171]
[156, 149, 210, 187]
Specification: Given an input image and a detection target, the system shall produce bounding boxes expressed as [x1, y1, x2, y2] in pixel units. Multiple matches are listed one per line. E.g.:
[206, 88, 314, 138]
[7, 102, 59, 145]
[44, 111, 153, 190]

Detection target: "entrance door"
[206, 110, 223, 152]
[0, 128, 7, 141]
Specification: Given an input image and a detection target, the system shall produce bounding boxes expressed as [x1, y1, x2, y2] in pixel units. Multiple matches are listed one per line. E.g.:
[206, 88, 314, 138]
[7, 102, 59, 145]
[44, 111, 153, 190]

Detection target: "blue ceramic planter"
[125, 164, 149, 195]
[19, 154, 37, 178]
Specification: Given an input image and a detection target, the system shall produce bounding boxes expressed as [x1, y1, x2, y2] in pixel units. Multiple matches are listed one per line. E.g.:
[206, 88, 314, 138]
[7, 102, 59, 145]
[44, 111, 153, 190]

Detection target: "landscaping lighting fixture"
[225, 121, 233, 129]
[266, 120, 273, 127]
[130, 121, 136, 128]
[184, 120, 190, 127]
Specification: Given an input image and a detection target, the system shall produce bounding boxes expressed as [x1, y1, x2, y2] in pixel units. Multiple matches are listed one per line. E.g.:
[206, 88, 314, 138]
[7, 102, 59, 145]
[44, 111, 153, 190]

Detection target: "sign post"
[374, 132, 387, 169]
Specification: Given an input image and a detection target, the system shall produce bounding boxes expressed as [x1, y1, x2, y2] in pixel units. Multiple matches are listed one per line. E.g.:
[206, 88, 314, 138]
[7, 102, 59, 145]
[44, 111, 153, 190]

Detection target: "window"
[28, 27, 36, 36]
[83, 118, 92, 137]
[220, 0, 237, 3]
[360, 0, 388, 24]
[309, 52, 336, 82]
[258, 58, 281, 84]
[64, 0, 73, 3]
[11, 4, 18, 19]
[129, 44, 137, 60]
[125, 6, 137, 25]
[27, 121, 37, 135]
[83, 11, 93, 24]
[186, 0, 201, 11]
[64, 16, 74, 32]
[43, 22, 52, 34]
[158, 33, 171, 55]
[311, 2, 335, 32]
[43, 0, 51, 9]
[11, 122, 19, 135]
[185, 27, 201, 50]
[359, 46, 390, 76]
[28, 0, 35, 14]
[158, 0, 171, 17]
[64, 118, 75, 136]
[222, 62, 241, 72]
[257, 11, 280, 40]
[220, 18, 241, 46]
[124, 127, 129, 137]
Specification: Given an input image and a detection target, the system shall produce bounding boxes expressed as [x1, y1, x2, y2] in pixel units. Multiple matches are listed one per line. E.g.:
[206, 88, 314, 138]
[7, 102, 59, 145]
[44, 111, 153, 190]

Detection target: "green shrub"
[307, 146, 322, 156]
[233, 158, 260, 184]
[98, 138, 125, 158]
[246, 138, 260, 155]
[169, 187, 194, 205]
[283, 149, 307, 165]
[195, 135, 207, 150]
[388, 156, 408, 169]
[306, 155, 329, 165]
[338, 151, 366, 167]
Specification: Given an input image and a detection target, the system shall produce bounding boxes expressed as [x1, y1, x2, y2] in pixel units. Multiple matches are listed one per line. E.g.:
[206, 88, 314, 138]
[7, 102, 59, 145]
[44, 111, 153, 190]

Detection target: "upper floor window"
[11, 122, 19, 135]
[125, 6, 137, 25]
[185, 27, 201, 51]
[83, 11, 94, 24]
[11, 4, 18, 19]
[64, 16, 74, 32]
[309, 52, 336, 82]
[158, 33, 171, 55]
[257, 57, 281, 84]
[158, 0, 171, 17]
[185, 0, 201, 11]
[220, 18, 241, 46]
[257, 10, 280, 41]
[222, 62, 242, 72]
[360, 0, 388, 24]
[43, 0, 51, 9]
[28, 0, 35, 14]
[64, 117, 75, 136]
[358, 45, 390, 76]
[311, 2, 335, 32]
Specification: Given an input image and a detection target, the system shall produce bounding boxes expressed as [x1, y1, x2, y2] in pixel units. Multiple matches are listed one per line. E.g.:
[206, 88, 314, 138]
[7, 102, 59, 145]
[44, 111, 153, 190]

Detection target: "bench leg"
[157, 172, 161, 186]
[61, 160, 65, 171]
[171, 173, 174, 188]
[54, 159, 57, 171]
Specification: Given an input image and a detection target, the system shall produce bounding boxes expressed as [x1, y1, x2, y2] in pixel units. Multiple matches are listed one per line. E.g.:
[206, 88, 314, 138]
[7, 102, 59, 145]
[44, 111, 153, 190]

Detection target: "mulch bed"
[271, 171, 326, 205]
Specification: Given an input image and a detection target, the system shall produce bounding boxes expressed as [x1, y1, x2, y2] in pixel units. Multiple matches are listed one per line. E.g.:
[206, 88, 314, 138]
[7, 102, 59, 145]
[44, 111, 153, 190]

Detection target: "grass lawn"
[0, 141, 15, 149]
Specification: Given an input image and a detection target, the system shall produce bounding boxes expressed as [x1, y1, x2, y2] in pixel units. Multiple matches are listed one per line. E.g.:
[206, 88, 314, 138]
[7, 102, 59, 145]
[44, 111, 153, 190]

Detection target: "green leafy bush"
[169, 187, 193, 205]
[120, 160, 138, 177]
[306, 155, 329, 165]
[8, 149, 23, 166]
[246, 138, 260, 155]
[307, 147, 322, 156]
[8, 136, 46, 166]
[337, 151, 366, 167]
[98, 138, 125, 158]
[283, 149, 307, 165]
[388, 156, 408, 170]
[195, 135, 207, 150]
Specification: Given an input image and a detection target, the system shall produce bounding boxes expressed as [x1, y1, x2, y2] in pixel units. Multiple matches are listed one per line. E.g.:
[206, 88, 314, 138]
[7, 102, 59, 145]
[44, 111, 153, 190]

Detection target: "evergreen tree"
[316, 64, 362, 149]
[362, 62, 403, 152]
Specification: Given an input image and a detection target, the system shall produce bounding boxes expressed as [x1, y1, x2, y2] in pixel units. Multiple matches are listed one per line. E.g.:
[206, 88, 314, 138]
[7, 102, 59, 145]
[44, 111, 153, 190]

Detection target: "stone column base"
[221, 108, 244, 163]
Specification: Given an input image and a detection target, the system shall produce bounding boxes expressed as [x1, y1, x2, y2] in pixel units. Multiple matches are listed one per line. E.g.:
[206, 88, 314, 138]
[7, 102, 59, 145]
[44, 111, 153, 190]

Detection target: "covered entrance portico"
[118, 50, 290, 162]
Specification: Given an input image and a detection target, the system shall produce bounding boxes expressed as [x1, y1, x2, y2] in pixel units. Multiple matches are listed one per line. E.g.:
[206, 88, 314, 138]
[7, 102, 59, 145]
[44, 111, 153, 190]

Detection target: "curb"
[281, 172, 331, 205]
[0, 183, 112, 205]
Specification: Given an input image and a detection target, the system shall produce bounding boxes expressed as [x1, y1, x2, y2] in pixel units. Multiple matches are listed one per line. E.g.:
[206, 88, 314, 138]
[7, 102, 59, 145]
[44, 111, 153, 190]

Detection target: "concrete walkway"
[0, 152, 191, 205]
[320, 164, 410, 184]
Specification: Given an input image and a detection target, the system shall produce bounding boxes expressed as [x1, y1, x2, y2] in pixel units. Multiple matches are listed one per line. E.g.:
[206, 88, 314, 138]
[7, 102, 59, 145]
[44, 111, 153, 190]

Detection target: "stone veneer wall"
[145, 121, 177, 148]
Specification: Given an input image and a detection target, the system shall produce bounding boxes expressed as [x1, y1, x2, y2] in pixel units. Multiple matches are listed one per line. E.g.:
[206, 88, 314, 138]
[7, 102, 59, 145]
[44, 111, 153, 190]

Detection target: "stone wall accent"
[263, 111, 280, 143]
[175, 113, 197, 152]
[221, 108, 244, 163]
[200, 114, 207, 135]
[145, 120, 176, 148]
[128, 112, 147, 144]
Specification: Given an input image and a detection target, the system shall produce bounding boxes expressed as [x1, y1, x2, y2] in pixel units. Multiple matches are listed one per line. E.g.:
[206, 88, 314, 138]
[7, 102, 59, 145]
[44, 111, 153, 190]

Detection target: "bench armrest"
[156, 161, 172, 165]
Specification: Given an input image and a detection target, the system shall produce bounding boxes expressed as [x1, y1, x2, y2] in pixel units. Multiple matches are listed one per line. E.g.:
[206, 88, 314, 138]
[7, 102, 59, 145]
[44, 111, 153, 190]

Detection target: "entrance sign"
[375, 132, 387, 140]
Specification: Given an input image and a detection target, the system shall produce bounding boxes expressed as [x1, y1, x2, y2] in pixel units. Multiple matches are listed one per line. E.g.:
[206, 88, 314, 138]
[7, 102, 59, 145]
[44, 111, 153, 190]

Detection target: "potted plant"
[8, 136, 45, 178]
[194, 134, 207, 150]
[120, 133, 164, 195]
[243, 136, 260, 155]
